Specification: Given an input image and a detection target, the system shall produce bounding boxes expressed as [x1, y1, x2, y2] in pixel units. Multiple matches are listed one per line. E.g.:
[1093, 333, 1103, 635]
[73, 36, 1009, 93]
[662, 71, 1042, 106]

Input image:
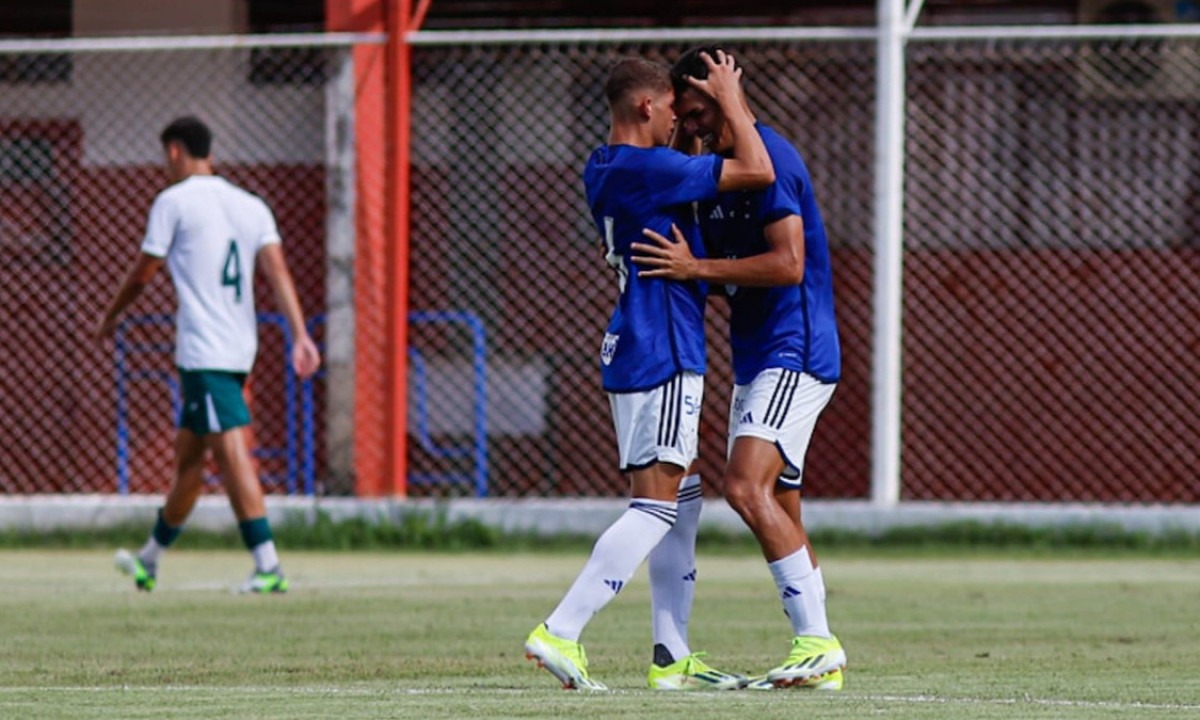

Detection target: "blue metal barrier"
[407, 311, 488, 497]
[114, 313, 299, 495]
[300, 314, 325, 496]
[117, 310, 488, 497]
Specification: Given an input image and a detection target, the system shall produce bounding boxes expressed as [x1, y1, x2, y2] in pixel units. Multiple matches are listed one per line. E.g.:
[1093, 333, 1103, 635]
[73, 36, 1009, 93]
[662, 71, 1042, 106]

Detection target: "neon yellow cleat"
[237, 568, 289, 594]
[765, 635, 846, 690]
[114, 549, 156, 592]
[647, 652, 746, 690]
[524, 624, 607, 691]
[742, 675, 777, 690]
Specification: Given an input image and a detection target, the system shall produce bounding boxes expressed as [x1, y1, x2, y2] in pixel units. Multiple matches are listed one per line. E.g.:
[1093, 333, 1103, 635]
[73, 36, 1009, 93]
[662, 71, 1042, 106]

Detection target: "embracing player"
[524, 51, 774, 690]
[632, 45, 847, 690]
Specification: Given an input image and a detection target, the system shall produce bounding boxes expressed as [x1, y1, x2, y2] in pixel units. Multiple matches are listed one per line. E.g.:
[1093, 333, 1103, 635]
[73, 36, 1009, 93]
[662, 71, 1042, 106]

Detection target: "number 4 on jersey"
[222, 239, 242, 303]
[603, 216, 628, 293]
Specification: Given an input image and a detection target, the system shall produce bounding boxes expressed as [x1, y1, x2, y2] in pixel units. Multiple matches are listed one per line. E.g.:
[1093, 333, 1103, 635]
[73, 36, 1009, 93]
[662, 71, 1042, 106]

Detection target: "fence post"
[324, 45, 358, 494]
[871, 0, 907, 506]
[327, 0, 390, 497]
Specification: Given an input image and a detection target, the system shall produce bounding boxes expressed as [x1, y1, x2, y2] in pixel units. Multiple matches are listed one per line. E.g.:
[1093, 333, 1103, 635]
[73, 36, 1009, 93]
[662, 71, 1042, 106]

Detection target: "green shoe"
[647, 652, 746, 690]
[238, 568, 289, 594]
[765, 635, 846, 690]
[114, 549, 156, 592]
[524, 623, 607, 691]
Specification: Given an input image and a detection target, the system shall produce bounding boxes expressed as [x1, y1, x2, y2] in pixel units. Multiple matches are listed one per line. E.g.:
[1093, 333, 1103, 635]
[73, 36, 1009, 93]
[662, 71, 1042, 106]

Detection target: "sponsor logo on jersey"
[600, 333, 618, 366]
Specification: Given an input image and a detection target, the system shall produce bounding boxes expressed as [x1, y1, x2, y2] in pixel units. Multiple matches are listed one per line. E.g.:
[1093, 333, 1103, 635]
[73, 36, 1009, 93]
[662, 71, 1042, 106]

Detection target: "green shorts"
[178, 370, 252, 435]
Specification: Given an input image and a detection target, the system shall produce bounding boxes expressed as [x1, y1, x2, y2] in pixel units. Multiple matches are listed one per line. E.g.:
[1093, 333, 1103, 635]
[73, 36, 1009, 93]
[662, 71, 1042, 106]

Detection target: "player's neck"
[608, 122, 655, 148]
[175, 162, 215, 182]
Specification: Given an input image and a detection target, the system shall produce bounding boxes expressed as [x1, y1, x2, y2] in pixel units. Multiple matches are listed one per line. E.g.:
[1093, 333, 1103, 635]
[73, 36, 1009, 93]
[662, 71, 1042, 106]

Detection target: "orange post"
[386, 0, 415, 497]
[326, 0, 424, 497]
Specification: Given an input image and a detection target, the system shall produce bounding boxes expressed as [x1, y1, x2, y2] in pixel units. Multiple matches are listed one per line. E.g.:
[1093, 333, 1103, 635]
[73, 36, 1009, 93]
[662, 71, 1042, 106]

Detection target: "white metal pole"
[871, 0, 907, 506]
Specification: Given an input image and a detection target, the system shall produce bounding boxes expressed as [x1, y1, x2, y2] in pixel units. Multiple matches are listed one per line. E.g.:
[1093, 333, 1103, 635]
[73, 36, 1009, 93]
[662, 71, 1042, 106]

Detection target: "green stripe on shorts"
[178, 370, 251, 435]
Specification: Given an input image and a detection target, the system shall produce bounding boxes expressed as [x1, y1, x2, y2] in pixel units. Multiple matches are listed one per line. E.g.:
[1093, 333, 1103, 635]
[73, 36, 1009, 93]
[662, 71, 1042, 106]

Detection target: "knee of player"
[723, 476, 773, 512]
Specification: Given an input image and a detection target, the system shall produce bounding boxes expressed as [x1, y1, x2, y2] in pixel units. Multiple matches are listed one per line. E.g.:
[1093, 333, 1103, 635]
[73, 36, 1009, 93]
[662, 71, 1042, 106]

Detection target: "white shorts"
[728, 368, 836, 488]
[608, 371, 704, 473]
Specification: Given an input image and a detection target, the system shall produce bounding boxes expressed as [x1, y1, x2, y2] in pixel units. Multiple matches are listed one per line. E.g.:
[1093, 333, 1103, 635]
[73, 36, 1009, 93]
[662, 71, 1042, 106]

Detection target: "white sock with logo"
[767, 546, 831, 638]
[545, 498, 678, 642]
[648, 474, 702, 664]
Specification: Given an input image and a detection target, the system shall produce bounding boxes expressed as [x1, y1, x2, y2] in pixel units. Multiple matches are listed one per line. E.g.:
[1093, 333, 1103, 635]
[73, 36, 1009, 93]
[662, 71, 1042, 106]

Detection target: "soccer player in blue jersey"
[630, 45, 848, 691]
[524, 52, 774, 691]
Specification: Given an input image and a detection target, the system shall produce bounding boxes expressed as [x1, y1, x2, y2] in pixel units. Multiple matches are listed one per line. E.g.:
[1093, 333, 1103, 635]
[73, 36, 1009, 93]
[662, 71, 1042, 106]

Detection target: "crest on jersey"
[601, 333, 619, 366]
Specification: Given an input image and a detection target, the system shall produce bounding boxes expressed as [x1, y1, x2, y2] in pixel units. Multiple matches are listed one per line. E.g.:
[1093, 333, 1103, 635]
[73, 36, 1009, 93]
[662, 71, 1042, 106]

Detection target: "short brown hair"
[604, 57, 672, 107]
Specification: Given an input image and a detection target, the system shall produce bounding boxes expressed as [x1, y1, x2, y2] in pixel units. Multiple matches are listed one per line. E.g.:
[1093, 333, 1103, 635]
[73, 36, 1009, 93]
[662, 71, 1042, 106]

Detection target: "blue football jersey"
[584, 144, 723, 392]
[700, 125, 841, 385]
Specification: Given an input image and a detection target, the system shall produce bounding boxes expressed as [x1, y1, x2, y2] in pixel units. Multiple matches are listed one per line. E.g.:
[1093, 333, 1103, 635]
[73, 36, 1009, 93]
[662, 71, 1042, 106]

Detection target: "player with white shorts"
[525, 52, 775, 693]
[631, 43, 848, 691]
[728, 368, 835, 486]
[610, 371, 704, 474]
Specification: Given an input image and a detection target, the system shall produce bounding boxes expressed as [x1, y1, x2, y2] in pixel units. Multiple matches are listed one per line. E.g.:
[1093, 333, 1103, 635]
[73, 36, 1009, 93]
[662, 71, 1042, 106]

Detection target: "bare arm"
[258, 243, 321, 379]
[681, 51, 774, 191]
[630, 215, 805, 287]
[95, 253, 165, 339]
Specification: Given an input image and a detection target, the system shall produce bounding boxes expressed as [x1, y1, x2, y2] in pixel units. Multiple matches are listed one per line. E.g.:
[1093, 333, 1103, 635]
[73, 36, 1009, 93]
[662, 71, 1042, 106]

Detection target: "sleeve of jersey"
[259, 203, 282, 248]
[139, 195, 176, 258]
[761, 150, 805, 224]
[646, 152, 723, 206]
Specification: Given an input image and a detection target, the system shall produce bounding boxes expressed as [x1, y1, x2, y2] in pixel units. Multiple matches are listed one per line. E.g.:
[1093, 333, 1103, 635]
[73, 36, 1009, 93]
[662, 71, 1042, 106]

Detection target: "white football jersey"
[141, 175, 281, 372]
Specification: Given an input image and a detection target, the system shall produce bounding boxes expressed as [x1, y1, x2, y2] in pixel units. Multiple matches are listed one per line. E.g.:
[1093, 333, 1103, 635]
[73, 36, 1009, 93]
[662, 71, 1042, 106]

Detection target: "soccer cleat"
[647, 652, 747, 690]
[114, 549, 156, 592]
[524, 623, 607, 691]
[237, 567, 289, 594]
[742, 675, 777, 690]
[765, 635, 847, 690]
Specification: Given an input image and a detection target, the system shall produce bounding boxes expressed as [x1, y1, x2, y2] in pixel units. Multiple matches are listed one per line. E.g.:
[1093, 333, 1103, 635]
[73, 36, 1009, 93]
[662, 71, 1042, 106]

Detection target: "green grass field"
[1, 549, 1198, 719]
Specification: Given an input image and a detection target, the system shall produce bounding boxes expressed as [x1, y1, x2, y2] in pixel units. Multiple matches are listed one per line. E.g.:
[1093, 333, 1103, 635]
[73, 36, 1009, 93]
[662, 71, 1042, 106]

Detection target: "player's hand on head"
[686, 49, 743, 106]
[292, 335, 321, 379]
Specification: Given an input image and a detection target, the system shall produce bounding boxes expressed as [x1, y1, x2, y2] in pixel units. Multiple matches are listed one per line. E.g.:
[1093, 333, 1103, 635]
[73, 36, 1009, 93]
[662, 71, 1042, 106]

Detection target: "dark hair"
[160, 116, 212, 158]
[670, 45, 729, 94]
[604, 57, 672, 107]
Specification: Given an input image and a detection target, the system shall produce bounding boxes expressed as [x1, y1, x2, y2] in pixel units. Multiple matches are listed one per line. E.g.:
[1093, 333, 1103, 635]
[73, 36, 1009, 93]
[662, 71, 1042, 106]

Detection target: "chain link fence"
[904, 36, 1200, 502]
[2, 30, 1197, 502]
[0, 40, 387, 496]
[406, 40, 877, 498]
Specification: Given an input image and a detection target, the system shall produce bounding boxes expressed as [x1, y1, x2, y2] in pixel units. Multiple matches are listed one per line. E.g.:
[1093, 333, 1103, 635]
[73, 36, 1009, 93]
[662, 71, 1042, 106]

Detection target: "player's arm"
[631, 215, 804, 286]
[94, 253, 165, 339]
[257, 243, 321, 379]
[681, 50, 774, 191]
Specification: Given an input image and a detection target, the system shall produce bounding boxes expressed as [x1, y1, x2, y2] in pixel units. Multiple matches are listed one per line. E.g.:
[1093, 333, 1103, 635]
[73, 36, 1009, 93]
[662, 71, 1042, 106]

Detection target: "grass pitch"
[0, 549, 1198, 719]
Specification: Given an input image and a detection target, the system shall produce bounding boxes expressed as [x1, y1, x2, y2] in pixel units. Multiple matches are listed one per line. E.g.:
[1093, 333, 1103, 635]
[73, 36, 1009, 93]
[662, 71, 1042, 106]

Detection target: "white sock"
[251, 540, 280, 573]
[648, 474, 702, 663]
[768, 546, 831, 638]
[138, 538, 167, 568]
[545, 498, 678, 641]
